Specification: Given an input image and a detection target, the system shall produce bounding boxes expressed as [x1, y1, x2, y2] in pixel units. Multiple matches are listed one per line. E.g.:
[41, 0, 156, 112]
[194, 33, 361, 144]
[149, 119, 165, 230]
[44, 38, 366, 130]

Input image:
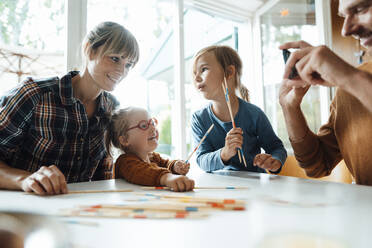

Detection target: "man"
[279, 0, 372, 185]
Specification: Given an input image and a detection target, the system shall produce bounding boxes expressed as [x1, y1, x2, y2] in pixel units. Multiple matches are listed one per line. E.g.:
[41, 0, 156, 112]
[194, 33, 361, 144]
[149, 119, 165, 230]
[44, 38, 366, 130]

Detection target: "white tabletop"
[1, 171, 371, 248]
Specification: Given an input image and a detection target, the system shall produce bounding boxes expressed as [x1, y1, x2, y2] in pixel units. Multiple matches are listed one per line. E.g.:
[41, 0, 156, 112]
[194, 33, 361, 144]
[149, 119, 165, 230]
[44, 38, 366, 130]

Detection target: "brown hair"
[105, 107, 138, 157]
[82, 22, 139, 67]
[193, 45, 249, 102]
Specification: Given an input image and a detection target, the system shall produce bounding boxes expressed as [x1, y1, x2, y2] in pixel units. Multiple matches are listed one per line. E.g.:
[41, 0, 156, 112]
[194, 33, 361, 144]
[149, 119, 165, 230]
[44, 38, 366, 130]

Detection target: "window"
[0, 0, 65, 95]
[259, 0, 321, 151]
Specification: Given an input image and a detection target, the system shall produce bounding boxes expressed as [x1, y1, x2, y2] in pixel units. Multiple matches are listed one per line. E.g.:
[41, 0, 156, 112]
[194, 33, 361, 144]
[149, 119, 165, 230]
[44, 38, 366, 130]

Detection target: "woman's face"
[87, 51, 134, 92]
[124, 110, 159, 154]
[193, 52, 225, 100]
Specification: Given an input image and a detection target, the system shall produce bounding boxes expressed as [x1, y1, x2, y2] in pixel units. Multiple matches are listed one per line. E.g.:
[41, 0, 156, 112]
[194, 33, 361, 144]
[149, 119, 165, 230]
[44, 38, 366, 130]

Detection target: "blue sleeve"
[191, 113, 225, 172]
[0, 82, 39, 162]
[256, 110, 287, 171]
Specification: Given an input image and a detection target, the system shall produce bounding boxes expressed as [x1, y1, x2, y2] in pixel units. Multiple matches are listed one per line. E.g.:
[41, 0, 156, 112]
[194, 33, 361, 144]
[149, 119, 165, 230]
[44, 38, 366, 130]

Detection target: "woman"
[0, 22, 139, 195]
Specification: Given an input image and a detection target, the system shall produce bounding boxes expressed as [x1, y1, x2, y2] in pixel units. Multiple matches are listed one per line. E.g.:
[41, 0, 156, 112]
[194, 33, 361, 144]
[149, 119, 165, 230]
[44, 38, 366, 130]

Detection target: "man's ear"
[226, 65, 236, 80]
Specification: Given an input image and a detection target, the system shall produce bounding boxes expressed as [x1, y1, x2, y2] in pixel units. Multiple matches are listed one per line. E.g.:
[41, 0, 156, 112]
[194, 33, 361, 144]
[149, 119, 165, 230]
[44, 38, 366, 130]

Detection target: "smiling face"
[339, 0, 372, 48]
[121, 109, 159, 155]
[193, 52, 225, 100]
[87, 51, 134, 92]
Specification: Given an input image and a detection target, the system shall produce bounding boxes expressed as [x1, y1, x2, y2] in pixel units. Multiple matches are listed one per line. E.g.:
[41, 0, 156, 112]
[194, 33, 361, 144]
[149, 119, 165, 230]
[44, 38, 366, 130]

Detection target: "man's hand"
[280, 41, 358, 89]
[20, 165, 68, 195]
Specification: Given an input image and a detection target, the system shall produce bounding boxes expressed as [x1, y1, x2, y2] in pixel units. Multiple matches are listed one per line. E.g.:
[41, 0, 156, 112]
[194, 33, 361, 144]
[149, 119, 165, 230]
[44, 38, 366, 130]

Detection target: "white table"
[1, 171, 371, 248]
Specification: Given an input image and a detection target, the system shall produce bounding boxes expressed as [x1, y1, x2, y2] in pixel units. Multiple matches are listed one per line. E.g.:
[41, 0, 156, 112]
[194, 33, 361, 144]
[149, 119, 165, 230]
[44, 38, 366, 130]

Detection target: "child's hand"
[160, 173, 195, 192]
[173, 160, 190, 175]
[253, 154, 282, 172]
[221, 127, 243, 163]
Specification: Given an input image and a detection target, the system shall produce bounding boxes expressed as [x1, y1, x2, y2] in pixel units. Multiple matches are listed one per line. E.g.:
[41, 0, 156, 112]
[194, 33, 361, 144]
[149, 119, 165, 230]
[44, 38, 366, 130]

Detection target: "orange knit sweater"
[291, 62, 372, 185]
[114, 152, 177, 186]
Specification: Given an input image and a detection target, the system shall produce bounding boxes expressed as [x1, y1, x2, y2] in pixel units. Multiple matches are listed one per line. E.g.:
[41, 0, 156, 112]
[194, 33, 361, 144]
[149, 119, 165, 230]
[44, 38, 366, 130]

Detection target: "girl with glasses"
[106, 107, 194, 192]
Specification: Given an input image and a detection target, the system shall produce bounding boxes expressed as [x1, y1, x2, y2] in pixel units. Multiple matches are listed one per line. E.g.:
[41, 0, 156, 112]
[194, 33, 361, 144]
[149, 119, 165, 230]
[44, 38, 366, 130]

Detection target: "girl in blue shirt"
[191, 45, 287, 173]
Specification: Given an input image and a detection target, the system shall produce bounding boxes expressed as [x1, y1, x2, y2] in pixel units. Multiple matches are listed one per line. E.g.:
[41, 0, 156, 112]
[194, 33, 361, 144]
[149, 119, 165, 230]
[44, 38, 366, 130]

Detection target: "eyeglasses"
[127, 117, 158, 131]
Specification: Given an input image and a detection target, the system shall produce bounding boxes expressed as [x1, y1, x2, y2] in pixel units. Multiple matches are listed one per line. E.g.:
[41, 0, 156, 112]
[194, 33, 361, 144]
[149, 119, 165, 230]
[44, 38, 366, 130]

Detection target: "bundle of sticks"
[59, 193, 246, 219]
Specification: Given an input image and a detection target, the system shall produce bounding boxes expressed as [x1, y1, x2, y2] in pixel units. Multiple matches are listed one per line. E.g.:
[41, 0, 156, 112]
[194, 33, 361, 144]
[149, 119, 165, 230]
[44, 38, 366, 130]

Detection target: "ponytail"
[238, 82, 250, 102]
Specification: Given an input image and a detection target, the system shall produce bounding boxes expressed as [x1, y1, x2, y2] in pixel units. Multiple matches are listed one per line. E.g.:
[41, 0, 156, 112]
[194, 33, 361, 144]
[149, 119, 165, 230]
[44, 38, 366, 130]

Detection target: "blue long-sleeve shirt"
[191, 98, 287, 172]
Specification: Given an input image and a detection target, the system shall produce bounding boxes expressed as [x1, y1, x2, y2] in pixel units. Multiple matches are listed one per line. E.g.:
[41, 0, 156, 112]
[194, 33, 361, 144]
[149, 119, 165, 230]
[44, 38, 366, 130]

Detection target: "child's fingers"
[175, 179, 186, 192]
[267, 160, 281, 172]
[190, 179, 195, 190]
[260, 157, 276, 169]
[254, 154, 271, 166]
[226, 132, 243, 141]
[182, 167, 190, 175]
[184, 179, 194, 191]
[228, 127, 243, 135]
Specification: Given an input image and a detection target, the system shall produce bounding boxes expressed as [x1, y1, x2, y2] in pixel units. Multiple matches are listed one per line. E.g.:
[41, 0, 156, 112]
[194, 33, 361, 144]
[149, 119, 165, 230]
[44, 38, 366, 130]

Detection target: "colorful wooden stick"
[141, 186, 249, 190]
[25, 189, 133, 195]
[222, 78, 247, 167]
[136, 192, 246, 205]
[185, 123, 214, 164]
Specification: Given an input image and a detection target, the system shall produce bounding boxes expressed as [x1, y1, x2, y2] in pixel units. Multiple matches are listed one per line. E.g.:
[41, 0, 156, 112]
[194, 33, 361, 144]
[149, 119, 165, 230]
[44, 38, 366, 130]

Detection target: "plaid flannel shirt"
[0, 71, 119, 183]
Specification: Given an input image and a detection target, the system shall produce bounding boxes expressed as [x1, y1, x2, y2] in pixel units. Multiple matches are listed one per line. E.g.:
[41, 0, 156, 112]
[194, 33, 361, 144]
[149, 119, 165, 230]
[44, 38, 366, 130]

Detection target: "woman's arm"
[0, 80, 67, 195]
[0, 161, 67, 195]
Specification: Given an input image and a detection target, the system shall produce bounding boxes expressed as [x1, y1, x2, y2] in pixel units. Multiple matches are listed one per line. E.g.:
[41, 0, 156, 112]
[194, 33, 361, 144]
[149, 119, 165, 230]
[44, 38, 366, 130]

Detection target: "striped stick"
[141, 186, 249, 190]
[185, 123, 214, 164]
[60, 208, 209, 219]
[221, 78, 247, 167]
[136, 192, 246, 205]
[25, 189, 133, 195]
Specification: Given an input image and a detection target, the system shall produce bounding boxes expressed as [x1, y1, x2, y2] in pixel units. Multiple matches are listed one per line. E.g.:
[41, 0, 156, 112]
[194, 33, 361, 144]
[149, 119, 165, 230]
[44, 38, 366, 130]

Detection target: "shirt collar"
[59, 71, 111, 117]
[59, 71, 79, 106]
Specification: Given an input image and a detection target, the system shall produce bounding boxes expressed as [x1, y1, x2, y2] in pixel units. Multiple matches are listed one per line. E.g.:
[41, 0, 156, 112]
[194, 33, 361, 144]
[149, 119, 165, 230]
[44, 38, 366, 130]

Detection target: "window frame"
[252, 0, 333, 154]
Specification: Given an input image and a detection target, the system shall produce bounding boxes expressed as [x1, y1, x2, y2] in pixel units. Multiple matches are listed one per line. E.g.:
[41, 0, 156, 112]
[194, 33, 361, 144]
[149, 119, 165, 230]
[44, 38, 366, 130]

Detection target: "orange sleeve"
[115, 153, 170, 186]
[149, 152, 178, 173]
[290, 100, 342, 178]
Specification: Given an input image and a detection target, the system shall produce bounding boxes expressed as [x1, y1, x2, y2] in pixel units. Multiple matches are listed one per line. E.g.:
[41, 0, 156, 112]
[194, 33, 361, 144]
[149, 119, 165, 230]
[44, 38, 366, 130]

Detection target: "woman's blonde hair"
[82, 22, 139, 67]
[105, 107, 138, 157]
[193, 45, 249, 102]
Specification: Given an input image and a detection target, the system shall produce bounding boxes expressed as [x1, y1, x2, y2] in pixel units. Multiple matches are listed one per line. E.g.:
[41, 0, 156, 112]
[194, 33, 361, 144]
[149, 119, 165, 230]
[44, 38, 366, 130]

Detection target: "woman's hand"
[20, 165, 68, 195]
[173, 160, 190, 175]
[253, 154, 282, 172]
[160, 173, 195, 192]
[221, 127, 243, 163]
